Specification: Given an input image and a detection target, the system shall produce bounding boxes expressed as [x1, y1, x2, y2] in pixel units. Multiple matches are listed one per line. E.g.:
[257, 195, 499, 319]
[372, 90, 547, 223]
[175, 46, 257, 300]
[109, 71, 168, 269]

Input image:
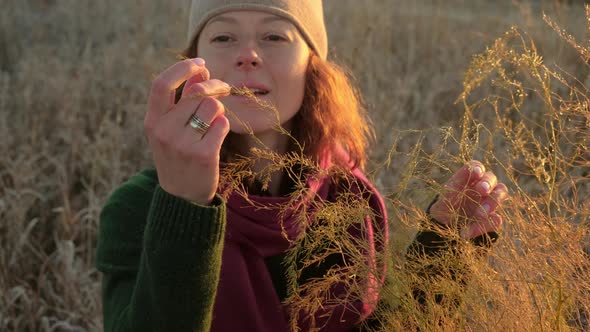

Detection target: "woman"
[96, 1, 509, 331]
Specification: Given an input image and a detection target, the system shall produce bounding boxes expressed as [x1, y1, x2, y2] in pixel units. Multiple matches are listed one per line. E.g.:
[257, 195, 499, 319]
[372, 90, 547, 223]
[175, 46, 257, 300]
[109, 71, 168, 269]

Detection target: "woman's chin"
[227, 114, 282, 136]
[229, 123, 287, 137]
[228, 121, 264, 135]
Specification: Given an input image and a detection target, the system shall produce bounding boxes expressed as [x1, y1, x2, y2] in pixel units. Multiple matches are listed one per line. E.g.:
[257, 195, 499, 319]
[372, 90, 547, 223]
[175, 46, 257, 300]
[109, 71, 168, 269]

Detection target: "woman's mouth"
[230, 87, 269, 96]
[230, 83, 271, 97]
[248, 88, 269, 96]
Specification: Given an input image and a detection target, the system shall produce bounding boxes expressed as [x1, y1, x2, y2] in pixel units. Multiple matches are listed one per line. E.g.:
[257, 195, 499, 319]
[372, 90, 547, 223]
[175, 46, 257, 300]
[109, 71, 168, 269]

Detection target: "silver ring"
[189, 114, 210, 136]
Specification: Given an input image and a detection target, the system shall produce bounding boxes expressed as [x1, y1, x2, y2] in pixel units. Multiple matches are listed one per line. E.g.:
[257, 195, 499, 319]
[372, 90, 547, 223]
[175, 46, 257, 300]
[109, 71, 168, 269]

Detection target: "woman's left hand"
[429, 160, 509, 240]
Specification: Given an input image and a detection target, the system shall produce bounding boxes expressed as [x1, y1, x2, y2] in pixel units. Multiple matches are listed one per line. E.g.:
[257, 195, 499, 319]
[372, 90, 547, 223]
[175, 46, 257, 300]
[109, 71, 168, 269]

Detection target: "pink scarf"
[211, 153, 388, 331]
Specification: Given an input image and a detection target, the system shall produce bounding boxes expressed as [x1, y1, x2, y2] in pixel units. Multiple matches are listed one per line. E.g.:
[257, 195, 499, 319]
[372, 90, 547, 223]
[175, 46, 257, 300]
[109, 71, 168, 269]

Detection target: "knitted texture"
[187, 0, 328, 59]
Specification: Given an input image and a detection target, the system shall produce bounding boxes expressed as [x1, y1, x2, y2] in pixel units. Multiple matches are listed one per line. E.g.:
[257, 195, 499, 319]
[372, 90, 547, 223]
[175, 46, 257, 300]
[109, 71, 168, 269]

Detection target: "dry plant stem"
[229, 86, 251, 96]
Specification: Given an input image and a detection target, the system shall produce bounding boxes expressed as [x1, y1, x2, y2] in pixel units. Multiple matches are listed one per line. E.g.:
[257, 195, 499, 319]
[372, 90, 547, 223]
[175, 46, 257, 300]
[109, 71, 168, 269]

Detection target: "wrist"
[185, 192, 215, 206]
[189, 198, 214, 207]
[425, 195, 450, 227]
[159, 185, 214, 207]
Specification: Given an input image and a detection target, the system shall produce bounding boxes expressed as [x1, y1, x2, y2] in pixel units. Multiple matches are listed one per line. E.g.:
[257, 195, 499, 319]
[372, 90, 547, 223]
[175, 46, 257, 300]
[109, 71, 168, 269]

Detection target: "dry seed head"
[230, 86, 254, 96]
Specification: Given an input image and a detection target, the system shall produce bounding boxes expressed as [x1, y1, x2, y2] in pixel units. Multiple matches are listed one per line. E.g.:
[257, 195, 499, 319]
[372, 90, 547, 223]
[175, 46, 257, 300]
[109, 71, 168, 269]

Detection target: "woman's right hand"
[144, 58, 231, 205]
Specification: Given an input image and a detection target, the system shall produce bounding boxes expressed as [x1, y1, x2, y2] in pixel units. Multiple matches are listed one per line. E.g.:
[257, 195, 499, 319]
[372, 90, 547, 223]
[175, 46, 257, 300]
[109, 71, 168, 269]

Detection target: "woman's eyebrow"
[206, 15, 291, 30]
[208, 16, 287, 25]
[207, 16, 238, 25]
[260, 16, 288, 24]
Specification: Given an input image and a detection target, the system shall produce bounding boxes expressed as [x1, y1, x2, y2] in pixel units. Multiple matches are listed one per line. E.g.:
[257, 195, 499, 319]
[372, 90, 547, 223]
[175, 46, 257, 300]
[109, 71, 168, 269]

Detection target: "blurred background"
[1, 0, 589, 331]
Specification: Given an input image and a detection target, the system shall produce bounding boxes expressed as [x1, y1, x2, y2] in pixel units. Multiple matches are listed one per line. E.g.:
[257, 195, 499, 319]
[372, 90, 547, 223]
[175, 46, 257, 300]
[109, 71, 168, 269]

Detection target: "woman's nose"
[235, 44, 262, 70]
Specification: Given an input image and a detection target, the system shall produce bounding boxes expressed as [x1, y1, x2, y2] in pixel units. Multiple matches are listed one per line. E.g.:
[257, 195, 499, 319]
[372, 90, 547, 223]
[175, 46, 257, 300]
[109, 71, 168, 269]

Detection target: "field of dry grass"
[1, 0, 589, 331]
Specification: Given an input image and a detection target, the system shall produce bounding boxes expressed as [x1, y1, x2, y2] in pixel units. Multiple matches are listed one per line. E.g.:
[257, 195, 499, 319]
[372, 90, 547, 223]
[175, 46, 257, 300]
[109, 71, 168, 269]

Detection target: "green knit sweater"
[96, 168, 226, 332]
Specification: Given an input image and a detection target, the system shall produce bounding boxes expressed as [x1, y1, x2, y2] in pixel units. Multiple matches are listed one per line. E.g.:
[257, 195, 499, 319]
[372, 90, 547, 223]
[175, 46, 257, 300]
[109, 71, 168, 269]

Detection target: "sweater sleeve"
[406, 197, 498, 263]
[404, 197, 498, 308]
[95, 171, 226, 332]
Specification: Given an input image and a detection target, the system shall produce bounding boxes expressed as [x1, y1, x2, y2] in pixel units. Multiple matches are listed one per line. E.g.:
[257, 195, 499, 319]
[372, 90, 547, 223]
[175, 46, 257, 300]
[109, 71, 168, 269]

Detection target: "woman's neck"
[226, 123, 295, 196]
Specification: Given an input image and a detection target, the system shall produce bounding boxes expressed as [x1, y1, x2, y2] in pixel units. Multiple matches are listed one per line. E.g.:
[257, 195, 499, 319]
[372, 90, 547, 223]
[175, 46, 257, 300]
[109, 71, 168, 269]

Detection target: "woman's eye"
[265, 34, 286, 42]
[211, 35, 232, 43]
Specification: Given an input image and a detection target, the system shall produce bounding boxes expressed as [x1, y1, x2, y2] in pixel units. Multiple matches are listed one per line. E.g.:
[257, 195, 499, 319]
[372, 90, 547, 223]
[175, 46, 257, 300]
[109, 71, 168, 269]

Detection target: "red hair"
[295, 53, 373, 170]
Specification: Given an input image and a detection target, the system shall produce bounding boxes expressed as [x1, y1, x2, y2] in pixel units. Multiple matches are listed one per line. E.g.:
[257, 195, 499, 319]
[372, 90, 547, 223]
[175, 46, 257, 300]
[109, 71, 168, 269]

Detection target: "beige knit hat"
[187, 0, 328, 60]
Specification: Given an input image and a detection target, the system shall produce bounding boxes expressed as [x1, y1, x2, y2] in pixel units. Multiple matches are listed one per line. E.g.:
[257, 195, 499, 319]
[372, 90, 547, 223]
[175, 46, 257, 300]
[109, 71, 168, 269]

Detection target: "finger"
[186, 97, 226, 132]
[474, 183, 509, 219]
[430, 161, 486, 224]
[180, 97, 226, 144]
[200, 114, 230, 151]
[461, 213, 503, 239]
[181, 67, 215, 99]
[181, 79, 231, 101]
[473, 171, 498, 196]
[163, 81, 231, 129]
[444, 160, 486, 193]
[148, 58, 207, 118]
[430, 184, 482, 225]
[181, 112, 230, 161]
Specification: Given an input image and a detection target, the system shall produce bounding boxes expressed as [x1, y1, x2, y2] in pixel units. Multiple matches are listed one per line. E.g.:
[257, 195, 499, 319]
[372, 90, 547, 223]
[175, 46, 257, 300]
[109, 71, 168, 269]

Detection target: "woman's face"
[197, 11, 310, 135]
